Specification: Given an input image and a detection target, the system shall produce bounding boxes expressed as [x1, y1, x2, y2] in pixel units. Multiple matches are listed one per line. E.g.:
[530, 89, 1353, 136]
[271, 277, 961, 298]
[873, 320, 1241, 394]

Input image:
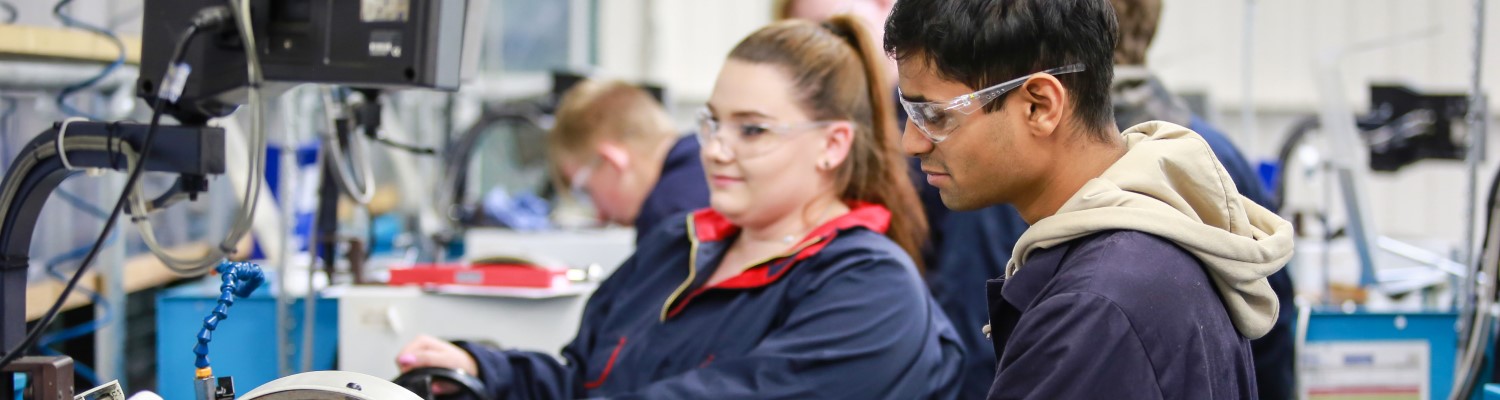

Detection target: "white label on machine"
[361, 0, 410, 22]
[1302, 340, 1429, 400]
[75, 380, 125, 400]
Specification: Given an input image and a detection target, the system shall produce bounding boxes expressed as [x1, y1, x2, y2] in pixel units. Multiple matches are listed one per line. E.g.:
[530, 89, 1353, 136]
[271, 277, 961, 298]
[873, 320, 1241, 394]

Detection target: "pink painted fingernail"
[397, 354, 416, 365]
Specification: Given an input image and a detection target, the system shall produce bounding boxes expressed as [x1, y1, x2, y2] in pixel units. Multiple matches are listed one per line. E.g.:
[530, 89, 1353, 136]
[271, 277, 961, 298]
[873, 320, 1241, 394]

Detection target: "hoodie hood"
[1005, 121, 1293, 339]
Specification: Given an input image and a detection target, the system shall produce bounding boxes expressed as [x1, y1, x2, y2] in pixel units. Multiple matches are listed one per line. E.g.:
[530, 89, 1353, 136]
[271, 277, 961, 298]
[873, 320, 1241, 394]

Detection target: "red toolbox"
[388, 263, 568, 289]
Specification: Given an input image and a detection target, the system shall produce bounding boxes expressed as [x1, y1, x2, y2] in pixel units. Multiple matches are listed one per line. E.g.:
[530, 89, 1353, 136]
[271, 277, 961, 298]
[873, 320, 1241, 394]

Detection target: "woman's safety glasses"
[694, 107, 844, 159]
[898, 64, 1085, 143]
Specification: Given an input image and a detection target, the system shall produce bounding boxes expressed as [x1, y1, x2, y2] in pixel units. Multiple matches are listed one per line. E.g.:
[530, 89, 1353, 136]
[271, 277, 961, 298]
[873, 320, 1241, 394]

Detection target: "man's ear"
[596, 142, 632, 172]
[1014, 74, 1067, 139]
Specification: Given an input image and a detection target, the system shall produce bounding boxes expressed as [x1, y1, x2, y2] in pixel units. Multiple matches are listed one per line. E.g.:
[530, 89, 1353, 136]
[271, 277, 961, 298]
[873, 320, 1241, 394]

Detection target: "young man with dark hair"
[776, 3, 1029, 397]
[885, 0, 1293, 397]
[1110, 0, 1297, 397]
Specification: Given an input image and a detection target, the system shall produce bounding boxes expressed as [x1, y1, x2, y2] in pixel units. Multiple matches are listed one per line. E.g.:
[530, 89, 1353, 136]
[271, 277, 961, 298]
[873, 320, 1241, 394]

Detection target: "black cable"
[1273, 115, 1321, 209]
[371, 136, 436, 155]
[1451, 134, 1500, 398]
[0, 1, 16, 24]
[444, 105, 548, 222]
[123, 178, 187, 215]
[1456, 192, 1499, 399]
[1475, 154, 1500, 393]
[0, 15, 215, 369]
[0, 101, 167, 371]
[1482, 163, 1500, 282]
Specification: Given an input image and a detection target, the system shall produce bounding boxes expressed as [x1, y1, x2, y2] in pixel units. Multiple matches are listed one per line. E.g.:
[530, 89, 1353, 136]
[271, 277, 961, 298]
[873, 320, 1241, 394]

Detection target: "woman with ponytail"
[396, 16, 962, 400]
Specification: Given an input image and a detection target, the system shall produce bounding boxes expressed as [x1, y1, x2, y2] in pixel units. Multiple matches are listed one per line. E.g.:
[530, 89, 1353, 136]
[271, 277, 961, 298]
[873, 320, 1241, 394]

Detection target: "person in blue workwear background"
[885, 0, 1293, 397]
[394, 15, 964, 400]
[545, 79, 710, 244]
[1109, 0, 1297, 397]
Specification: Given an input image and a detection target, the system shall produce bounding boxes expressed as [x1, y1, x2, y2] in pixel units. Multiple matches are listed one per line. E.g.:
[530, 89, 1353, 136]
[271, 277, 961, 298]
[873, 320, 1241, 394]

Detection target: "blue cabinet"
[1304, 311, 1458, 400]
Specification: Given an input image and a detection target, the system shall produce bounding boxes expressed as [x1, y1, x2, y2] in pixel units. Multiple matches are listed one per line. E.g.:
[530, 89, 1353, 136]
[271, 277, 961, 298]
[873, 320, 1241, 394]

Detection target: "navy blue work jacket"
[462, 203, 965, 399]
[632, 135, 709, 243]
[984, 230, 1258, 399]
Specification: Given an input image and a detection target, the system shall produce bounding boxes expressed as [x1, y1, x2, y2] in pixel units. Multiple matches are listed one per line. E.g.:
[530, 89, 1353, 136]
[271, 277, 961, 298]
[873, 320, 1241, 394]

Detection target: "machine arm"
[0, 120, 224, 399]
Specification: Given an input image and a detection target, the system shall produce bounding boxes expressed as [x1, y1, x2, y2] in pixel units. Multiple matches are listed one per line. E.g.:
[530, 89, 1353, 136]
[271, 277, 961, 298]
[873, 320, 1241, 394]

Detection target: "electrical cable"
[371, 136, 436, 155]
[368, 96, 436, 155]
[225, 0, 267, 256]
[442, 105, 549, 225]
[36, 184, 119, 388]
[37, 303, 107, 388]
[0, 7, 222, 368]
[1273, 115, 1321, 211]
[1452, 147, 1500, 399]
[131, 178, 191, 214]
[40, 243, 114, 331]
[360, 94, 438, 155]
[318, 88, 375, 205]
[40, 187, 115, 329]
[52, 0, 126, 120]
[129, 0, 266, 274]
[0, 137, 146, 375]
[0, 119, 148, 371]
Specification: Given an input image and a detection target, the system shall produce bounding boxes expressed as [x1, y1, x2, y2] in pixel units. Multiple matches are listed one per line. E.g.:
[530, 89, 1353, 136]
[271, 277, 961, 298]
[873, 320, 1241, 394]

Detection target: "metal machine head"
[236, 371, 423, 400]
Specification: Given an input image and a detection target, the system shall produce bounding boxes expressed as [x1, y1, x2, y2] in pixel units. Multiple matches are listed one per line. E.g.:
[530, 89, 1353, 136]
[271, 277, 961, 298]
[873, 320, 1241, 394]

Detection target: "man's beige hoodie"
[1005, 121, 1294, 339]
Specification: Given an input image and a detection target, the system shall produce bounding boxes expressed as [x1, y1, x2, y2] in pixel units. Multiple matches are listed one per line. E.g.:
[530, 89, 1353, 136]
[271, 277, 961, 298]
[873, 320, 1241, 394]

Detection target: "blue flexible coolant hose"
[192, 261, 265, 375]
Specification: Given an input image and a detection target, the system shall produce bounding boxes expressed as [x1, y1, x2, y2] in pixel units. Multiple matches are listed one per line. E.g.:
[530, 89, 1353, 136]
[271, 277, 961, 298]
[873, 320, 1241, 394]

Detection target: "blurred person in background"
[547, 79, 709, 243]
[1110, 0, 1296, 396]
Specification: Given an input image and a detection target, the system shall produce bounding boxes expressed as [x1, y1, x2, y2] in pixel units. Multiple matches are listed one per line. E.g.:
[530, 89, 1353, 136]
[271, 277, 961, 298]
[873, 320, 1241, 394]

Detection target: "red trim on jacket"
[583, 336, 627, 389]
[664, 202, 892, 319]
[689, 202, 889, 244]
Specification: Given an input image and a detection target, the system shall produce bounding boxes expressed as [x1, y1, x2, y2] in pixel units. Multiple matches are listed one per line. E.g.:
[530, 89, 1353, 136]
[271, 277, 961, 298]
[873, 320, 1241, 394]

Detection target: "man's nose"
[900, 120, 934, 156]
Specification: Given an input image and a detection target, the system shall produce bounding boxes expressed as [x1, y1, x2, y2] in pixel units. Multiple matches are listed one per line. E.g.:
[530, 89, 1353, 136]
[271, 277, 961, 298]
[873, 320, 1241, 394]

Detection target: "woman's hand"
[396, 334, 481, 395]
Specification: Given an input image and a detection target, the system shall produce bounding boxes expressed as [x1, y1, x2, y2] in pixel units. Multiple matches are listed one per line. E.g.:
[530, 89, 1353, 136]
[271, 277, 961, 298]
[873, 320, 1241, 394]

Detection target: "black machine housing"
[1359, 84, 1470, 172]
[136, 0, 478, 123]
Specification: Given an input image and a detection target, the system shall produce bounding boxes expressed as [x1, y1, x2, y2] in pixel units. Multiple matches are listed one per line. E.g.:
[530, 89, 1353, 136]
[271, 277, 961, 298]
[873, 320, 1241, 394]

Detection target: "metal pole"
[95, 174, 127, 387]
[275, 93, 297, 378]
[1458, 0, 1487, 336]
[1453, 0, 1488, 397]
[1240, 0, 1258, 154]
[1463, 0, 1488, 280]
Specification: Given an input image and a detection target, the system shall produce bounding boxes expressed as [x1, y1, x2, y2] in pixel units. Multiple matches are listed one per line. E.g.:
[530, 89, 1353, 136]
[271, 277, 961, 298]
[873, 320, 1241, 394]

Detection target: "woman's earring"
[819, 160, 831, 170]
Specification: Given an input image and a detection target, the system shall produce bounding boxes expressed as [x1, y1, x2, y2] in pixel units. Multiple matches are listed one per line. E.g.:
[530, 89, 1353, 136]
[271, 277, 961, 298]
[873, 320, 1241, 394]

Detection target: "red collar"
[662, 202, 892, 320]
[689, 201, 891, 244]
